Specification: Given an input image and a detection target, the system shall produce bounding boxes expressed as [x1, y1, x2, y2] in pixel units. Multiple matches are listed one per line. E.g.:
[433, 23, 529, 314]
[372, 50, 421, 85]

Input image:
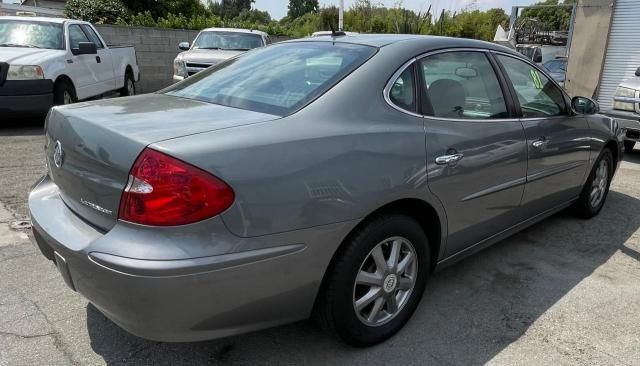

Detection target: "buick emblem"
[53, 140, 64, 168]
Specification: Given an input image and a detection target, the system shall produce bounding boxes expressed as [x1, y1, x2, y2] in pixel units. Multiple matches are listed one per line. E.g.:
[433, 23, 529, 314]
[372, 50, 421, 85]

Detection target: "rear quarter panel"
[151, 42, 448, 246]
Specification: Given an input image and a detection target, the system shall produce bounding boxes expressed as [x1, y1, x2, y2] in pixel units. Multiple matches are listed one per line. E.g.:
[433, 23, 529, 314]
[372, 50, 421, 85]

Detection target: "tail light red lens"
[118, 148, 234, 226]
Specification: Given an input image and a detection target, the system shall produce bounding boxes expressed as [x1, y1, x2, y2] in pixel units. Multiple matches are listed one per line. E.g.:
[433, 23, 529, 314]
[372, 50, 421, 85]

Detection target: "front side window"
[80, 25, 104, 49]
[68, 24, 90, 50]
[420, 51, 508, 119]
[165, 42, 376, 116]
[497, 55, 566, 118]
[194, 31, 264, 51]
[388, 66, 416, 113]
[0, 20, 63, 50]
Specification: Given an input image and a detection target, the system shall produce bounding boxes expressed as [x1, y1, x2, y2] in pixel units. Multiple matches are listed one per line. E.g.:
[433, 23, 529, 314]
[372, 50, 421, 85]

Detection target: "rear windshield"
[194, 31, 264, 51]
[164, 42, 376, 116]
[0, 20, 63, 50]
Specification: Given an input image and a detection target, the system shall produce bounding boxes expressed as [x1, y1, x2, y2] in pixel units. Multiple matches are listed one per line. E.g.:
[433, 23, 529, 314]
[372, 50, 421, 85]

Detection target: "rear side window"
[165, 42, 376, 116]
[420, 51, 508, 119]
[497, 55, 566, 118]
[388, 66, 416, 113]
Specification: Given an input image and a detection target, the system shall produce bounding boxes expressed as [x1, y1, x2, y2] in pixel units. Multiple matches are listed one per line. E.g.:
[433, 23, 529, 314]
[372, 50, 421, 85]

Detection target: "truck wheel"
[624, 141, 635, 152]
[315, 214, 430, 346]
[53, 81, 76, 105]
[120, 72, 135, 97]
[571, 148, 613, 219]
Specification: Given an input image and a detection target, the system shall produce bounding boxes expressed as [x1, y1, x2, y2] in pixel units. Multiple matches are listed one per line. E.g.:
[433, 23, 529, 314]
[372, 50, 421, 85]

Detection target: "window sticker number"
[530, 69, 543, 89]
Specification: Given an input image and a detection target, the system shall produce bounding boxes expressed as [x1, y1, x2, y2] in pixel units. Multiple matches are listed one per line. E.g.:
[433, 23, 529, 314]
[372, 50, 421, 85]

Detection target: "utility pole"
[339, 0, 344, 31]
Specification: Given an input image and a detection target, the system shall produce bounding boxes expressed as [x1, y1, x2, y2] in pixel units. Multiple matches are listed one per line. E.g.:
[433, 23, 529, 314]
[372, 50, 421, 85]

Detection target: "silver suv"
[609, 66, 640, 151]
[173, 27, 269, 82]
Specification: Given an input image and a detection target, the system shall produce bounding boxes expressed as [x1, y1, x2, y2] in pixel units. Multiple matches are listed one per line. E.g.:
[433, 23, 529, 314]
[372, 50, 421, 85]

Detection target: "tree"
[520, 0, 575, 31]
[65, 0, 129, 24]
[122, 0, 207, 19]
[288, 0, 319, 19]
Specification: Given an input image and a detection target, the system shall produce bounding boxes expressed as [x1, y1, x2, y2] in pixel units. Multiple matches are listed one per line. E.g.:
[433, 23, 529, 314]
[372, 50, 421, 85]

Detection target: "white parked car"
[0, 16, 139, 117]
[173, 28, 269, 82]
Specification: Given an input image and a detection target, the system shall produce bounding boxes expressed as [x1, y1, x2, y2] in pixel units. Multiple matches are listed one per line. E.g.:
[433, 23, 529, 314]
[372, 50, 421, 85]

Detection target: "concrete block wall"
[95, 25, 199, 93]
[95, 25, 294, 94]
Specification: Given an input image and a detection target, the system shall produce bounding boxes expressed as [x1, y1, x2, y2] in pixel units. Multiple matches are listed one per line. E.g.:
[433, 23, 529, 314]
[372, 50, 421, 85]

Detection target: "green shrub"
[65, 0, 129, 24]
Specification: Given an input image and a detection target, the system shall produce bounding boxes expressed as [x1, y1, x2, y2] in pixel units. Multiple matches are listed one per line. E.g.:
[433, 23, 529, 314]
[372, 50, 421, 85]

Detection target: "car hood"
[0, 47, 64, 65]
[177, 48, 245, 64]
[619, 77, 640, 91]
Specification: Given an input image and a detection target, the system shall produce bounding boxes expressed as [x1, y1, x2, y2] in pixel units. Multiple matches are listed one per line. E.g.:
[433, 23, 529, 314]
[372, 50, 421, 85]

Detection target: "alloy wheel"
[589, 159, 609, 208]
[127, 79, 135, 96]
[352, 236, 418, 326]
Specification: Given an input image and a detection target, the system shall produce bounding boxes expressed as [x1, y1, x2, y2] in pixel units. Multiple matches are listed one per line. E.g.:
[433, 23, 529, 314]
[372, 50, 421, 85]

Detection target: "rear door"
[419, 50, 528, 257]
[494, 53, 590, 215]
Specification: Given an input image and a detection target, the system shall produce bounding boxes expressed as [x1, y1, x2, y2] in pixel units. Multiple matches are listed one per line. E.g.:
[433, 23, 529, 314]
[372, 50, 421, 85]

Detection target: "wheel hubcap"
[589, 159, 609, 208]
[63, 91, 72, 105]
[353, 236, 418, 326]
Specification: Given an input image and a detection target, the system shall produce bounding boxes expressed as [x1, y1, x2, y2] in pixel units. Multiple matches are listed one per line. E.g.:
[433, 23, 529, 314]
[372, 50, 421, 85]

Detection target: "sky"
[254, 0, 539, 20]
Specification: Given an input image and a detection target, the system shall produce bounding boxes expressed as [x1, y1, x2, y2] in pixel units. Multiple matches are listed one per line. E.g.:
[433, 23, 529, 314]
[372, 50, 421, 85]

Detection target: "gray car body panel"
[29, 35, 623, 342]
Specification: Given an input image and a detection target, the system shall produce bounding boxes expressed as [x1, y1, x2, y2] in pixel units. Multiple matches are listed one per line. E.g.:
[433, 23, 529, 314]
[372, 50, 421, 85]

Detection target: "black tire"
[53, 80, 76, 106]
[572, 148, 614, 219]
[120, 72, 135, 97]
[624, 140, 635, 153]
[315, 214, 430, 347]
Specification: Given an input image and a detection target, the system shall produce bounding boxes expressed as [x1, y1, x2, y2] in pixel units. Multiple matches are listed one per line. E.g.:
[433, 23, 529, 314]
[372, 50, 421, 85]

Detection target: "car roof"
[0, 16, 80, 24]
[200, 27, 268, 36]
[285, 34, 520, 54]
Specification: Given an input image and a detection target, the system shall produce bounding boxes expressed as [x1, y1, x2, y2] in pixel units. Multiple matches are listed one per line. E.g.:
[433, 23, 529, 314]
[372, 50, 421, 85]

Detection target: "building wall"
[22, 0, 66, 10]
[95, 25, 293, 93]
[564, 0, 614, 98]
[0, 3, 64, 16]
[95, 25, 199, 93]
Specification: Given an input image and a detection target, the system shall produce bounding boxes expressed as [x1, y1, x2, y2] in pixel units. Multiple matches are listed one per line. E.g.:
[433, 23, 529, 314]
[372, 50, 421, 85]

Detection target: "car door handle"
[435, 153, 464, 166]
[96, 56, 101, 63]
[532, 138, 548, 149]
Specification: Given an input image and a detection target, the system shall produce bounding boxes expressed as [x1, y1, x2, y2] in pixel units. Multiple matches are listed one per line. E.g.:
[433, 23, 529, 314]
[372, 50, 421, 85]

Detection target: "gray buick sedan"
[30, 34, 623, 346]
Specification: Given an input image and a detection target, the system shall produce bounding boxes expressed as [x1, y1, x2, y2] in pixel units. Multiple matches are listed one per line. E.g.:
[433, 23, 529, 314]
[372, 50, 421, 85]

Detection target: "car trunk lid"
[45, 93, 278, 231]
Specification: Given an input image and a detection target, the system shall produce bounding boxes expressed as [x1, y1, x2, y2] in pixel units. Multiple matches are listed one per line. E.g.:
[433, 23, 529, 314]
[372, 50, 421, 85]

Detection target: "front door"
[420, 50, 528, 257]
[495, 54, 590, 215]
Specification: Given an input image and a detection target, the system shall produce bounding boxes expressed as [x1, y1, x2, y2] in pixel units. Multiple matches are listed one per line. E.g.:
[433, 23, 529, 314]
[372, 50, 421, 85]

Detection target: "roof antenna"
[329, 21, 345, 37]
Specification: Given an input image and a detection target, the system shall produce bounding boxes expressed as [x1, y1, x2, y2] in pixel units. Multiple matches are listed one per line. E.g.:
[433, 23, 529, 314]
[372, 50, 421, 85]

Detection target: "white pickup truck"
[0, 16, 139, 117]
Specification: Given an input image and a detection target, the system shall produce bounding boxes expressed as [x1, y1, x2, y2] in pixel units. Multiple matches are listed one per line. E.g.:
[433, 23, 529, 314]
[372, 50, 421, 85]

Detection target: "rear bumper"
[0, 80, 54, 117]
[28, 175, 349, 342]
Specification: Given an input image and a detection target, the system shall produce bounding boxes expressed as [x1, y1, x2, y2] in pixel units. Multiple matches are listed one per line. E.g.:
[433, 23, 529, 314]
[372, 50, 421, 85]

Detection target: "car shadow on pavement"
[0, 118, 45, 136]
[86, 190, 640, 365]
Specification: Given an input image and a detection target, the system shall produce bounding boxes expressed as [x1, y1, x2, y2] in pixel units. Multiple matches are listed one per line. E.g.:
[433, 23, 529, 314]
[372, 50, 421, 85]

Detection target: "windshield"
[194, 31, 264, 51]
[0, 20, 63, 50]
[165, 42, 376, 116]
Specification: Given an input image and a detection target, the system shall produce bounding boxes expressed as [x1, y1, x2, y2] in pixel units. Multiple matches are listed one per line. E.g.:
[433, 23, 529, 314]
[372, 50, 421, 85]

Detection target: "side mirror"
[636, 66, 640, 77]
[572, 96, 600, 115]
[178, 42, 190, 51]
[533, 54, 542, 63]
[72, 42, 97, 55]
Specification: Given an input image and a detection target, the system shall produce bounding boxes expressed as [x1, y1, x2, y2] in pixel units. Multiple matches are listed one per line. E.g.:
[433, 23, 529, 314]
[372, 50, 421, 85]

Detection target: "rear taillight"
[118, 148, 234, 226]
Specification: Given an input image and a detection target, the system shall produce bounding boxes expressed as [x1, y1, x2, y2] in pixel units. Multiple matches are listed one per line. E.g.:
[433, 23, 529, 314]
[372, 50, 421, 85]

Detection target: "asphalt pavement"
[1, 119, 639, 365]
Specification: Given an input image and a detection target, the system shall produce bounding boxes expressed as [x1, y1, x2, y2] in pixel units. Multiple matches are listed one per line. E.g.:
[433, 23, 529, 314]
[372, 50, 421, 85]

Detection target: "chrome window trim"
[383, 48, 520, 123]
[383, 57, 422, 118]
